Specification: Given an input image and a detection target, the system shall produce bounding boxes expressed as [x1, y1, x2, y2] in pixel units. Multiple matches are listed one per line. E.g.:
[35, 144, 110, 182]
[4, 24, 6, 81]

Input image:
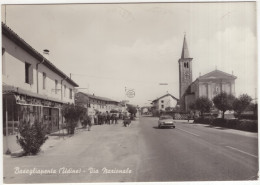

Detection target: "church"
[178, 35, 237, 111]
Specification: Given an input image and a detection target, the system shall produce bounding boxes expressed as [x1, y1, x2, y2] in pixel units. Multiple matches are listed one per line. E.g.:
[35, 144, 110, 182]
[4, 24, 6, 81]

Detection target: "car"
[158, 115, 176, 129]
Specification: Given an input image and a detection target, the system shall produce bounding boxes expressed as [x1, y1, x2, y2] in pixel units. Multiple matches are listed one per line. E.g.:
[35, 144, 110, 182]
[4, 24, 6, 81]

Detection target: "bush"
[16, 120, 48, 155]
[194, 117, 212, 124]
[62, 103, 86, 134]
[152, 110, 160, 117]
[236, 120, 258, 132]
[194, 117, 258, 132]
[235, 114, 258, 120]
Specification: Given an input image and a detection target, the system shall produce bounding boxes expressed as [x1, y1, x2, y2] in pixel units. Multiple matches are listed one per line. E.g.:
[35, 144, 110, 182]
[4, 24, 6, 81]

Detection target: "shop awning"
[2, 84, 66, 104]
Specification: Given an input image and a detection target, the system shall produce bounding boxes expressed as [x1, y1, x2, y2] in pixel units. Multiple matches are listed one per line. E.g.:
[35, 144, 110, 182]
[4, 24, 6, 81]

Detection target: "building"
[151, 93, 179, 112]
[178, 35, 237, 111]
[2, 23, 78, 153]
[75, 92, 126, 115]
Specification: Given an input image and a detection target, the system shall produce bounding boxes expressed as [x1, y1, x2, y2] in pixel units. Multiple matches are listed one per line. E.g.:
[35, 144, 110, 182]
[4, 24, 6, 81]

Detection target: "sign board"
[126, 90, 135, 98]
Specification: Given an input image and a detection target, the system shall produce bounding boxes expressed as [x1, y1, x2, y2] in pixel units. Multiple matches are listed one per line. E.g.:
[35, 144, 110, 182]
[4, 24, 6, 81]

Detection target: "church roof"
[197, 69, 237, 80]
[181, 35, 191, 59]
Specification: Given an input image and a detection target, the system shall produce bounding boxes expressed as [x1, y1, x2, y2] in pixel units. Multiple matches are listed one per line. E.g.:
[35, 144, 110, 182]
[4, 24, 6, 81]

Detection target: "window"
[2, 48, 6, 75]
[161, 100, 164, 103]
[25, 62, 31, 84]
[161, 105, 164, 108]
[64, 85, 66, 97]
[69, 88, 72, 99]
[55, 80, 58, 94]
[42, 72, 46, 89]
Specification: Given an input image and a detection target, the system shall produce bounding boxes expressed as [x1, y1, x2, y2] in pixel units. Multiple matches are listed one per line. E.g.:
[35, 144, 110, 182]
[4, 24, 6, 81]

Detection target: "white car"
[158, 115, 176, 129]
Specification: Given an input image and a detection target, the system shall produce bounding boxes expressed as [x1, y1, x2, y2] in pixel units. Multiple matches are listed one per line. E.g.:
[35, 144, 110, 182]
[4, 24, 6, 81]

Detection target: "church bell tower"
[179, 34, 193, 110]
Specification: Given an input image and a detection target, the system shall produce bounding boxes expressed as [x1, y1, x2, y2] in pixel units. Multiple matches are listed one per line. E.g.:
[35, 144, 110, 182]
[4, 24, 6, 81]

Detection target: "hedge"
[194, 118, 258, 132]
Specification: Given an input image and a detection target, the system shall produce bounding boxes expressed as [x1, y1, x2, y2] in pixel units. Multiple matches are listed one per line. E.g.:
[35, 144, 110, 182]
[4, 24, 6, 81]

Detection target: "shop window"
[2, 48, 6, 75]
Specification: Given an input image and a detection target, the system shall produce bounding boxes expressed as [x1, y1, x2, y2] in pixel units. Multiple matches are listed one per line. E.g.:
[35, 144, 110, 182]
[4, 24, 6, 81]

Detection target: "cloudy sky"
[1, 1, 257, 106]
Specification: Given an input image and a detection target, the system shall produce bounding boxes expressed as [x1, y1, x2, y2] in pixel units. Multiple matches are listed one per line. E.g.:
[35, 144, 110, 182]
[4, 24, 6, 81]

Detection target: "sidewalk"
[4, 119, 140, 183]
[8, 123, 109, 157]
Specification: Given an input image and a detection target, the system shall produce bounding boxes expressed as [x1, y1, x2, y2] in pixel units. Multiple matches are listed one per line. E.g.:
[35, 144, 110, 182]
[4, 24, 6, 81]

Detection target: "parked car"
[158, 115, 176, 129]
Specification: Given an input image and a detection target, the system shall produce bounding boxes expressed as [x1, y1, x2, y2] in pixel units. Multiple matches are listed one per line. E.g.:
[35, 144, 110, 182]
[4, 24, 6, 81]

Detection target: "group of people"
[81, 111, 128, 131]
[96, 111, 119, 125]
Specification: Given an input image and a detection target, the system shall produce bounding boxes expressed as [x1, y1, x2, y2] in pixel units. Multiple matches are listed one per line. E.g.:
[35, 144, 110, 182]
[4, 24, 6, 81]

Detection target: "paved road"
[137, 116, 258, 181]
[3, 117, 258, 183]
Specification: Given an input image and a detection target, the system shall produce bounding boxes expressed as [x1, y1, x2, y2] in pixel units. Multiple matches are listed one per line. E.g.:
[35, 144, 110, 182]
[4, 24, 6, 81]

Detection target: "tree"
[127, 104, 137, 118]
[61, 103, 86, 134]
[194, 96, 213, 117]
[189, 102, 196, 111]
[233, 94, 252, 118]
[213, 92, 235, 119]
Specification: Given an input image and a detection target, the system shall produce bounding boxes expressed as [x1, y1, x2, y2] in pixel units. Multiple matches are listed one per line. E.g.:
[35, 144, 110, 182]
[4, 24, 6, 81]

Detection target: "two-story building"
[151, 93, 179, 112]
[2, 23, 78, 153]
[75, 92, 124, 116]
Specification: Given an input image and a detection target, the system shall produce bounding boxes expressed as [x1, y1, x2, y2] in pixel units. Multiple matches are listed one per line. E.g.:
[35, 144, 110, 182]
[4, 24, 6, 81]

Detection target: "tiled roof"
[2, 22, 78, 87]
[197, 69, 237, 80]
[78, 92, 119, 103]
[152, 93, 179, 102]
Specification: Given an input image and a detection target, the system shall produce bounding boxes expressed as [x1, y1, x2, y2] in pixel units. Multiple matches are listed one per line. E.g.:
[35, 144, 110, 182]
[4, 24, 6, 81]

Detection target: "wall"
[157, 95, 178, 111]
[2, 35, 75, 104]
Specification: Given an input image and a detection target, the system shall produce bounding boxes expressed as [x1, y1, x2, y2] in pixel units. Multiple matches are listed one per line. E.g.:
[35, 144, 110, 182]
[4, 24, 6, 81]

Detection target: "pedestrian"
[115, 114, 118, 124]
[106, 112, 111, 125]
[98, 113, 102, 125]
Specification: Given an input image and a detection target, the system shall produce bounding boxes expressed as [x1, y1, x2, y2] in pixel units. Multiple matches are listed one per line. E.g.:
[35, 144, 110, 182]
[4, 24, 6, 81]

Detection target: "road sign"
[126, 89, 135, 98]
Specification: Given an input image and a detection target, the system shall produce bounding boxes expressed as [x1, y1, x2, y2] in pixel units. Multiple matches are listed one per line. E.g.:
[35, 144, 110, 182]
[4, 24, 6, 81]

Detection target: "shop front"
[3, 89, 64, 153]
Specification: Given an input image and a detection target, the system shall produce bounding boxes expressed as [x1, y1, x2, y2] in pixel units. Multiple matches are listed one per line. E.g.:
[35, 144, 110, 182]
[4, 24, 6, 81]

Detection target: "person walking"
[106, 112, 111, 125]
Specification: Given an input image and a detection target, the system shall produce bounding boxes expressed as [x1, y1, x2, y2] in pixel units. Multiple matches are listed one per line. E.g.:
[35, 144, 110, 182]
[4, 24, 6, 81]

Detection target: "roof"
[2, 23, 78, 87]
[2, 84, 66, 104]
[77, 92, 119, 103]
[181, 35, 191, 59]
[197, 69, 237, 80]
[152, 93, 179, 103]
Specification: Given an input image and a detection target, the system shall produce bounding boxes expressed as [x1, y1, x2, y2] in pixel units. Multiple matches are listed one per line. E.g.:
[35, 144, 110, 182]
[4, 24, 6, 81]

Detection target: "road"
[3, 116, 258, 183]
[137, 116, 258, 181]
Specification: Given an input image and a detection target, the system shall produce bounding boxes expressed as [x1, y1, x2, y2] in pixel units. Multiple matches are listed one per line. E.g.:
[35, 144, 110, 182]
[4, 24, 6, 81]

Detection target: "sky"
[1, 1, 258, 107]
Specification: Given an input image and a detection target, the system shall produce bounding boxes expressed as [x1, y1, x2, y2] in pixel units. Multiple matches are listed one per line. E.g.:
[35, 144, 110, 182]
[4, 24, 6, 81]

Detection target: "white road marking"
[176, 128, 200, 137]
[226, 146, 258, 158]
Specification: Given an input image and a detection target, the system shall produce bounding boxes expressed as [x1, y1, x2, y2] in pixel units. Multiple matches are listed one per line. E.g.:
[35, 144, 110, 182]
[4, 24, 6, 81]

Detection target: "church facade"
[178, 35, 237, 111]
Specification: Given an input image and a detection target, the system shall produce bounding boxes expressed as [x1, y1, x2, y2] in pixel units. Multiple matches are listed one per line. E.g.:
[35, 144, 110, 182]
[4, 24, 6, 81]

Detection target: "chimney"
[43, 49, 50, 61]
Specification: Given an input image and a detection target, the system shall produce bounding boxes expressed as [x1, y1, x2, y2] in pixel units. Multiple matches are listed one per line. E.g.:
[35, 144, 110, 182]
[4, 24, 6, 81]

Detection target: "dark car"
[158, 115, 176, 129]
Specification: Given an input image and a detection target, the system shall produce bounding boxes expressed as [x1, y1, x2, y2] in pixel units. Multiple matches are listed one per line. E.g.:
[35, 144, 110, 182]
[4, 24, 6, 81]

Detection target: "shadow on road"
[204, 125, 228, 130]
[152, 126, 174, 129]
